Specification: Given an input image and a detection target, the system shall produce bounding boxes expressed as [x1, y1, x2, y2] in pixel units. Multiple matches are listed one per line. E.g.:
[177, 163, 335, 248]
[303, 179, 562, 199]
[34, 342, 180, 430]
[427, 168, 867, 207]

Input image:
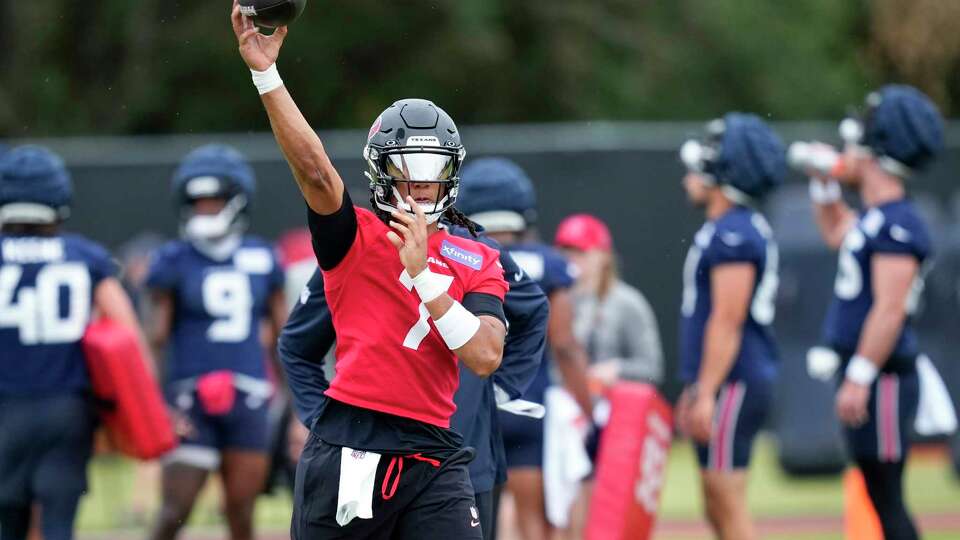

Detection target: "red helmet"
[554, 213, 612, 252]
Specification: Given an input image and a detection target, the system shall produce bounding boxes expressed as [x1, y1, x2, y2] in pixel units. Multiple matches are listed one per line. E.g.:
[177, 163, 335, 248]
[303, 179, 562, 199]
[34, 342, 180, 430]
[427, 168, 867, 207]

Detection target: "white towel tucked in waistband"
[336, 447, 381, 527]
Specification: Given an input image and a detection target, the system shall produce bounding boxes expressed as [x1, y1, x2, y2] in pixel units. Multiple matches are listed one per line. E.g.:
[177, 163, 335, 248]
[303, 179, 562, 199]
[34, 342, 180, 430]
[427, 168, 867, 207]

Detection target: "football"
[238, 0, 307, 28]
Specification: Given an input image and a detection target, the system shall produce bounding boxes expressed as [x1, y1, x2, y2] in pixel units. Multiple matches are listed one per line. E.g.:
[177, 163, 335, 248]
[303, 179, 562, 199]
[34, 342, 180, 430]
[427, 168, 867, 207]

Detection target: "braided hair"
[442, 205, 480, 237]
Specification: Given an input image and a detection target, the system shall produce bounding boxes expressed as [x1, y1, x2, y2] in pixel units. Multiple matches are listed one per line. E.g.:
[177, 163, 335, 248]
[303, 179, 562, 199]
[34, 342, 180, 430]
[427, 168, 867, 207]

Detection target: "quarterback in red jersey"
[231, 5, 508, 539]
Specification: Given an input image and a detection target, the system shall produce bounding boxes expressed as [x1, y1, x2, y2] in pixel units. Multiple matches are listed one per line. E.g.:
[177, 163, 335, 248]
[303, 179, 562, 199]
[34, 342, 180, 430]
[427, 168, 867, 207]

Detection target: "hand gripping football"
[238, 0, 307, 28]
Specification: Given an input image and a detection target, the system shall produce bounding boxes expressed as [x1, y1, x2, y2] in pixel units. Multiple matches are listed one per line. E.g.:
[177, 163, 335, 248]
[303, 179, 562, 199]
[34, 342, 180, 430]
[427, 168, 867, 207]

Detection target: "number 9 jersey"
[0, 233, 116, 395]
[823, 199, 931, 365]
[146, 237, 284, 383]
[679, 206, 780, 384]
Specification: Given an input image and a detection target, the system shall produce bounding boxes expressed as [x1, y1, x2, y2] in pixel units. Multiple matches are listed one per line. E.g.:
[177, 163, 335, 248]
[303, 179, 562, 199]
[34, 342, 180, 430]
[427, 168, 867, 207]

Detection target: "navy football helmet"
[171, 144, 255, 256]
[364, 99, 465, 225]
[680, 112, 786, 202]
[839, 85, 943, 177]
[457, 157, 537, 233]
[0, 145, 73, 225]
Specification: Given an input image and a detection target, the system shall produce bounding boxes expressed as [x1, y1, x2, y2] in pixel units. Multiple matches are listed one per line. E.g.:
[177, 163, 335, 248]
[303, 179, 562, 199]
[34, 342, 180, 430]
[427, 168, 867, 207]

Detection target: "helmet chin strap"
[382, 186, 446, 225]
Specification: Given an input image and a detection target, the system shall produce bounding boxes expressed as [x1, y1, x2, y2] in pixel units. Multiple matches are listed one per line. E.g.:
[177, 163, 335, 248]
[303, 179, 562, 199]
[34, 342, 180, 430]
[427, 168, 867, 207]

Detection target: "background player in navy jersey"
[675, 114, 785, 540]
[277, 221, 549, 540]
[457, 157, 593, 540]
[232, 6, 509, 539]
[146, 144, 287, 540]
[0, 146, 149, 540]
[805, 85, 943, 540]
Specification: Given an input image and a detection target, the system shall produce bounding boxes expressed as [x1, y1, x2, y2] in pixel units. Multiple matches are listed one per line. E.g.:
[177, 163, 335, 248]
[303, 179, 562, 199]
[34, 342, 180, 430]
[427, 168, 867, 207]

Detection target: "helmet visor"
[384, 152, 455, 182]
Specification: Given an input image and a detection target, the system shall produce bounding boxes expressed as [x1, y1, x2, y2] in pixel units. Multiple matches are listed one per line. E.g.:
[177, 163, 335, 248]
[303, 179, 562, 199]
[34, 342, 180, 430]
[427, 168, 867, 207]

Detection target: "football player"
[232, 6, 509, 539]
[806, 85, 943, 540]
[457, 157, 593, 540]
[0, 146, 148, 540]
[278, 223, 548, 540]
[146, 144, 287, 540]
[675, 114, 785, 540]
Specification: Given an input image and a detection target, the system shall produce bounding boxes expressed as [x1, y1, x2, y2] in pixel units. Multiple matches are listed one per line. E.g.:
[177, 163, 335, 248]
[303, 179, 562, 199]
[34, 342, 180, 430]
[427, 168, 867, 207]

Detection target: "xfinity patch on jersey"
[234, 248, 273, 274]
[440, 240, 483, 270]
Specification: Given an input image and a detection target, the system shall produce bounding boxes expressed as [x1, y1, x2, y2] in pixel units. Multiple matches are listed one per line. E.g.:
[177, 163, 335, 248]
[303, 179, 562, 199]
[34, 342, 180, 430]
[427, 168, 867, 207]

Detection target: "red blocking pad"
[586, 382, 673, 540]
[82, 319, 176, 460]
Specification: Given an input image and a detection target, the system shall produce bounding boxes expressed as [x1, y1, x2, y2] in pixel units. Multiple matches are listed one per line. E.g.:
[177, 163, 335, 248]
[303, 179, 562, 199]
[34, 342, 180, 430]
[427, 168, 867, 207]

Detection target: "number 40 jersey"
[0, 233, 116, 396]
[679, 206, 780, 385]
[146, 237, 284, 383]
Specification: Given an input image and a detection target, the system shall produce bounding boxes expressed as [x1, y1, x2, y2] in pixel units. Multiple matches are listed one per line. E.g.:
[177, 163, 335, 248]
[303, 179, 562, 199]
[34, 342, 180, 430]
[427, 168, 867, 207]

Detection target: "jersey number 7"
[398, 270, 453, 350]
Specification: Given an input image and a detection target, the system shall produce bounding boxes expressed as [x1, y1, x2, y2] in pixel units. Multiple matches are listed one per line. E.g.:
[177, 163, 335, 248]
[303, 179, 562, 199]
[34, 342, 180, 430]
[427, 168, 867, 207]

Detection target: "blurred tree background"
[2, 0, 959, 137]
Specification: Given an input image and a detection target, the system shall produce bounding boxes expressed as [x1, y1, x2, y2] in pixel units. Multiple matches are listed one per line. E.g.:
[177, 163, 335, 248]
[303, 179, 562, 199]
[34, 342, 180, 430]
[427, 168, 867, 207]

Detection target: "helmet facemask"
[364, 141, 464, 225]
[679, 118, 755, 206]
[840, 92, 912, 179]
[178, 176, 249, 260]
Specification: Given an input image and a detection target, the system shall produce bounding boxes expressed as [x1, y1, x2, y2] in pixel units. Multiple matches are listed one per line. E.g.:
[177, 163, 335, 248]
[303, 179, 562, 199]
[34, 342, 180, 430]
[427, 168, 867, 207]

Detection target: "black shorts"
[0, 393, 96, 506]
[292, 433, 483, 540]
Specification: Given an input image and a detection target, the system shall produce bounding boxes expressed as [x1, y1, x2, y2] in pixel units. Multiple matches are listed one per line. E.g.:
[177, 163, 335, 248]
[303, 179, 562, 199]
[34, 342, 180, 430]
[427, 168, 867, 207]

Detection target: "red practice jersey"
[322, 207, 508, 427]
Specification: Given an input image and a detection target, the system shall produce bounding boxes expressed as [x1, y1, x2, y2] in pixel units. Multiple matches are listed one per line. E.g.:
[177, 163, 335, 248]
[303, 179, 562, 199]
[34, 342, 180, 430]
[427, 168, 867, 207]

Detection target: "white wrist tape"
[846, 355, 879, 385]
[433, 301, 481, 350]
[251, 64, 283, 95]
[411, 268, 447, 304]
[809, 179, 842, 204]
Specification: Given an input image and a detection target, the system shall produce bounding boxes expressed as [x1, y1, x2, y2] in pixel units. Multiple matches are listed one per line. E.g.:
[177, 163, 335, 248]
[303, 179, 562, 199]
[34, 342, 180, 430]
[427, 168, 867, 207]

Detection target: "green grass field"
[659, 438, 960, 540]
[77, 436, 960, 539]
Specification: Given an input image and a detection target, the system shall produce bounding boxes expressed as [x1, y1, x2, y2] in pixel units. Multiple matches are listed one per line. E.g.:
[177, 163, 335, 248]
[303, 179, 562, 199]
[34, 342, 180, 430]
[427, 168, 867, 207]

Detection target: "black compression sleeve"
[307, 190, 358, 271]
[462, 293, 506, 325]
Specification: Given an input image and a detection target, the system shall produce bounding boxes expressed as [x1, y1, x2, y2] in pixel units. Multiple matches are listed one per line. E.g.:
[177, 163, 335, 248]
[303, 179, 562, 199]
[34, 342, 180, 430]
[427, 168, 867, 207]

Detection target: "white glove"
[806, 346, 841, 381]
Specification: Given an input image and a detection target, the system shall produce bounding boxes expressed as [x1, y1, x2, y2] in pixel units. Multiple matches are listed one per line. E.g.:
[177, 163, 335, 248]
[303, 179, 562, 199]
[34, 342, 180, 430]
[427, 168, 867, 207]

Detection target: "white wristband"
[433, 301, 481, 350]
[808, 179, 841, 204]
[251, 64, 283, 95]
[846, 355, 879, 385]
[411, 268, 447, 304]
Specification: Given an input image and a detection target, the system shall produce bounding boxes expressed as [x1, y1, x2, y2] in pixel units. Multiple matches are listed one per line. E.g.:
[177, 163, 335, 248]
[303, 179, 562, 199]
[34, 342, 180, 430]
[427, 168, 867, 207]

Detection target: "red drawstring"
[381, 457, 403, 500]
[380, 453, 441, 501]
[407, 453, 441, 467]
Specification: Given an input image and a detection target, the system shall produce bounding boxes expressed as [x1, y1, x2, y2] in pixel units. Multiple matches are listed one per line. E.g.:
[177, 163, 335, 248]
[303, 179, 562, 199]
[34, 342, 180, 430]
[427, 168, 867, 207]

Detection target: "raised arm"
[230, 2, 343, 215]
[811, 185, 857, 250]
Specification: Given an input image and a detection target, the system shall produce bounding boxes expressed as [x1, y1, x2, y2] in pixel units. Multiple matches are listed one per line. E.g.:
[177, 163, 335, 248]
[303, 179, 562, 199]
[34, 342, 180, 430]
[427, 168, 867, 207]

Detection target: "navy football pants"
[0, 394, 95, 540]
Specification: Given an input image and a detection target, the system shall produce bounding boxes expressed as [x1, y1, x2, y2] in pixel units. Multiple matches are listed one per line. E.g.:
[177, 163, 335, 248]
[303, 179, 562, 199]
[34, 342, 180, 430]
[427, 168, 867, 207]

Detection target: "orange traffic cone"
[844, 468, 883, 540]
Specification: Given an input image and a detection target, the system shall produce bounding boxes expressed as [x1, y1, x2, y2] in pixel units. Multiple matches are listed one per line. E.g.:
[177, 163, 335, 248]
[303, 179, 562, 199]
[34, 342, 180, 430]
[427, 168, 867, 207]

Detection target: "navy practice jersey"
[0, 233, 116, 395]
[146, 238, 283, 382]
[504, 242, 576, 404]
[278, 224, 548, 492]
[679, 206, 779, 384]
[823, 199, 931, 361]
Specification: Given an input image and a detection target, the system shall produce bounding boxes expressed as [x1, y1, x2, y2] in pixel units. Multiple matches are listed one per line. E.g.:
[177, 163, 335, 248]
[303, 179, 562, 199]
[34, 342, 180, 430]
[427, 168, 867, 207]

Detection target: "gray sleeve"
[615, 287, 664, 384]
